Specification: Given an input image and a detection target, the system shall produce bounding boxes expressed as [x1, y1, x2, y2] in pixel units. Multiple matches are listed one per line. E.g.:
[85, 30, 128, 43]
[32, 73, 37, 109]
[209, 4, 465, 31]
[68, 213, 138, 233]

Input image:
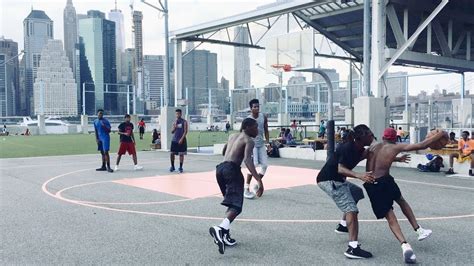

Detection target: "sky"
[1, 0, 472, 95]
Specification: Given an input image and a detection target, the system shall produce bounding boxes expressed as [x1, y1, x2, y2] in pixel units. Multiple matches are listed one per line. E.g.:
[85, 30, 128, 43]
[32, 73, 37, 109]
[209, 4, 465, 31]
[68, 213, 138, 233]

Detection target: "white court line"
[42, 167, 474, 223]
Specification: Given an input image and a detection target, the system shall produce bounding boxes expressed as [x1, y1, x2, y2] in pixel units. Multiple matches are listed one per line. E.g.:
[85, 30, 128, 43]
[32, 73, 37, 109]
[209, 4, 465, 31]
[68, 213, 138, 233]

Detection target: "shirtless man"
[209, 118, 264, 255]
[365, 128, 448, 264]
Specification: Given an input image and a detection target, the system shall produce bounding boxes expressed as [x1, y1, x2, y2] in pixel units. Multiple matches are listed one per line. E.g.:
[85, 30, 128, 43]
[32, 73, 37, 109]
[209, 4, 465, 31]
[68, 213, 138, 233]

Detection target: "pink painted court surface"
[114, 166, 320, 199]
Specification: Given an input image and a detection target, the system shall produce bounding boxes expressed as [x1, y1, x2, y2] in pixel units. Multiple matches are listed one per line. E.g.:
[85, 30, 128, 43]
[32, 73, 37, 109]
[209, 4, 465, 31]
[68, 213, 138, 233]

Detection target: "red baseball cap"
[383, 128, 397, 142]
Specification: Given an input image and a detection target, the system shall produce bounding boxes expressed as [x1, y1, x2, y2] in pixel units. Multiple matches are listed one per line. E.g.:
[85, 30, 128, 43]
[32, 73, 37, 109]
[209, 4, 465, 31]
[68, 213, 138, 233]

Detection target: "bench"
[150, 143, 161, 150]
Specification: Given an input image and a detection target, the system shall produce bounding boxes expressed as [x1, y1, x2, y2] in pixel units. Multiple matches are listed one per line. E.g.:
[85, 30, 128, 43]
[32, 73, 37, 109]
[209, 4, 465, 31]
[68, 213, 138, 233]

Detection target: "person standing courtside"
[94, 109, 113, 173]
[170, 109, 188, 173]
[244, 99, 269, 199]
[138, 118, 146, 140]
[114, 114, 143, 171]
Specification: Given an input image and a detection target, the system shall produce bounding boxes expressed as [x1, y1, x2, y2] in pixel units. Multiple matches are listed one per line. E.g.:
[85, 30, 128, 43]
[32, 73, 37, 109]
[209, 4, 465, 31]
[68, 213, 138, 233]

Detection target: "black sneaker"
[222, 228, 237, 246]
[335, 223, 348, 234]
[445, 169, 456, 175]
[96, 167, 107, 171]
[209, 226, 225, 254]
[344, 245, 373, 259]
[107, 168, 114, 173]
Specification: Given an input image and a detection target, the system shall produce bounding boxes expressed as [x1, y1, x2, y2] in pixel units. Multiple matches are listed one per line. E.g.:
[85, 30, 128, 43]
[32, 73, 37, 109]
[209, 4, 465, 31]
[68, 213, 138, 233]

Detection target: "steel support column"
[173, 39, 183, 107]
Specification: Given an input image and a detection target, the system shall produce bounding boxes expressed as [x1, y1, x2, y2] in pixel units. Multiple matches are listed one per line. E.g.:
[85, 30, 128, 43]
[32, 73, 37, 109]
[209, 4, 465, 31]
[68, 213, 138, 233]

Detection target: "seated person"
[417, 155, 444, 172]
[275, 128, 286, 144]
[396, 127, 405, 142]
[152, 129, 161, 144]
[284, 128, 296, 145]
[445, 131, 474, 176]
[21, 128, 31, 136]
[447, 132, 458, 145]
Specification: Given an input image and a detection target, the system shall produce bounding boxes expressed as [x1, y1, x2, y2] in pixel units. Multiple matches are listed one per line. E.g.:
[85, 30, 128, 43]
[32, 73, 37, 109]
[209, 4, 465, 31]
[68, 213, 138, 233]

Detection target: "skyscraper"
[143, 55, 165, 109]
[63, 0, 80, 112]
[78, 36, 95, 114]
[0, 37, 20, 116]
[132, 11, 144, 114]
[182, 49, 218, 115]
[78, 10, 117, 113]
[233, 26, 251, 89]
[386, 71, 408, 103]
[133, 11, 143, 69]
[34, 40, 77, 116]
[108, 1, 125, 81]
[23, 10, 54, 115]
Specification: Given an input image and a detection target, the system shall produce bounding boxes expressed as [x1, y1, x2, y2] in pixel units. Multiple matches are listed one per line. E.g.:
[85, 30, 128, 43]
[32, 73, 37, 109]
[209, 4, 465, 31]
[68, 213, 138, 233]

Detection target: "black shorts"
[170, 139, 187, 155]
[363, 174, 402, 219]
[216, 161, 244, 213]
[139, 127, 145, 134]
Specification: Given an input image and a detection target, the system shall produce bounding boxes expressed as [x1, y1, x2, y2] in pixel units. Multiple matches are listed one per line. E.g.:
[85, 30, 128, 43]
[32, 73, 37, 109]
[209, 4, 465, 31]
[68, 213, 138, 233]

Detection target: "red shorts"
[118, 142, 136, 155]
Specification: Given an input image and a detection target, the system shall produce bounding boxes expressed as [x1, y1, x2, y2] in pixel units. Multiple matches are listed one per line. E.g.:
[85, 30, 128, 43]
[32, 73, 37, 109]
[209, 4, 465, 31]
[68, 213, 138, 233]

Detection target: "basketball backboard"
[265, 29, 315, 73]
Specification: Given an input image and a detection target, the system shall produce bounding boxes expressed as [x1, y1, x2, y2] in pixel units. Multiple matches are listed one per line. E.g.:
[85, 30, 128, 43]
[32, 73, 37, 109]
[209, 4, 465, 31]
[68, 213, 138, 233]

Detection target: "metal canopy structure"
[170, 0, 474, 102]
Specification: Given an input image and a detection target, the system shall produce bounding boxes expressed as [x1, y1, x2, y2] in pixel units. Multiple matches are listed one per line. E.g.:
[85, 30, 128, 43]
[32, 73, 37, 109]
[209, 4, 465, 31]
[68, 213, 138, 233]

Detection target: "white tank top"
[248, 113, 265, 147]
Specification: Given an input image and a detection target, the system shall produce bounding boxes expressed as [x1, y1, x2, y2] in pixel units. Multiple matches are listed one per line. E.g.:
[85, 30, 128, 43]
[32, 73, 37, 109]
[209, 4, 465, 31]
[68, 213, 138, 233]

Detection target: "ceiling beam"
[386, 4, 406, 48]
[389, 0, 474, 25]
[182, 37, 264, 49]
[294, 10, 362, 60]
[325, 21, 363, 32]
[385, 48, 474, 72]
[431, 19, 452, 57]
[308, 4, 363, 20]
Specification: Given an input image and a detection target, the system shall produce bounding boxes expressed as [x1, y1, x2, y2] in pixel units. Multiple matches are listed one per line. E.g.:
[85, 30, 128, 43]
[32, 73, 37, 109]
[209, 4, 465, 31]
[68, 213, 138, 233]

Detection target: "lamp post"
[141, 0, 170, 107]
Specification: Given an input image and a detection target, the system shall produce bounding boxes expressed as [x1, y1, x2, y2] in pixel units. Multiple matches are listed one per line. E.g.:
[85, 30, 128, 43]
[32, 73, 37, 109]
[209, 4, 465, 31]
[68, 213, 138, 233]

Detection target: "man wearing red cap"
[365, 128, 448, 264]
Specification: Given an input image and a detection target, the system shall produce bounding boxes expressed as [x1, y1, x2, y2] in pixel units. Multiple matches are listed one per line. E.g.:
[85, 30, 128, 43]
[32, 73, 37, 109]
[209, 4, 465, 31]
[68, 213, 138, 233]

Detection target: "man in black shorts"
[365, 128, 448, 264]
[209, 118, 264, 255]
[170, 109, 188, 173]
[317, 124, 375, 259]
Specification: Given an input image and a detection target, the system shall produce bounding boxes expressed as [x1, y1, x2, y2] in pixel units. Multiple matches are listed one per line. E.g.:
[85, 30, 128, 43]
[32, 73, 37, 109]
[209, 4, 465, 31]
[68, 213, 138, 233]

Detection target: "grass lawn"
[0, 131, 235, 159]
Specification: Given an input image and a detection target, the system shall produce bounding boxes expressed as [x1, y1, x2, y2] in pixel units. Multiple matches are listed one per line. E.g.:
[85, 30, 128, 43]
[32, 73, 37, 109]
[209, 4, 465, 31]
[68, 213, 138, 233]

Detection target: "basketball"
[426, 129, 449, 150]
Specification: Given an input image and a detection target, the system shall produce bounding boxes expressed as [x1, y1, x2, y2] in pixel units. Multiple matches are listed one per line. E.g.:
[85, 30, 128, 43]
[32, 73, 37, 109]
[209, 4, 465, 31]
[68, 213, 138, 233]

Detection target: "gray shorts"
[318, 180, 364, 214]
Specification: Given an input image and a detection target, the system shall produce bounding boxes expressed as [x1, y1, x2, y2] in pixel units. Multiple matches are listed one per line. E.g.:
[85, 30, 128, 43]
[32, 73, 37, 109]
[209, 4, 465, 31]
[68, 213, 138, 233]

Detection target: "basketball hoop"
[271, 64, 292, 72]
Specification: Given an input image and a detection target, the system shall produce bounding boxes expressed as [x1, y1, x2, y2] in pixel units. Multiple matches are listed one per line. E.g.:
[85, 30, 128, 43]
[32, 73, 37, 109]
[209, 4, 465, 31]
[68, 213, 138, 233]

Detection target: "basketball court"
[1, 151, 473, 264]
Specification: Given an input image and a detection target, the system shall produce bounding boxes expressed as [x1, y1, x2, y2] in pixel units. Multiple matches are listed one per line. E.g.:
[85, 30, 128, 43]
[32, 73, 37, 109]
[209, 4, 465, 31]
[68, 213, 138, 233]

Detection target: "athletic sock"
[219, 218, 231, 230]
[180, 162, 183, 168]
[244, 184, 250, 190]
[349, 241, 358, 248]
[340, 220, 347, 227]
[171, 162, 175, 168]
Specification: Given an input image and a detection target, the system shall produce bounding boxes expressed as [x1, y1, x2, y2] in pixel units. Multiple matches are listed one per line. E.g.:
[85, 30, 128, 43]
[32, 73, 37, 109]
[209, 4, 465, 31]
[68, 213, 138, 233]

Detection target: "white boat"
[18, 117, 70, 127]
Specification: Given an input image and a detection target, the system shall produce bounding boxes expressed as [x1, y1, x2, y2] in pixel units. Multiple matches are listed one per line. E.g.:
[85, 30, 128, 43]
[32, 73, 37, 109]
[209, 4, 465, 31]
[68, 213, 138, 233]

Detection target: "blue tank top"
[172, 118, 186, 142]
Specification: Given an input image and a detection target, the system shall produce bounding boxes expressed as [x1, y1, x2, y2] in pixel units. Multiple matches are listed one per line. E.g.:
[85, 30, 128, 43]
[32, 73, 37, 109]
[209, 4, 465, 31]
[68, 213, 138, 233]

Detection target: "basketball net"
[271, 64, 292, 72]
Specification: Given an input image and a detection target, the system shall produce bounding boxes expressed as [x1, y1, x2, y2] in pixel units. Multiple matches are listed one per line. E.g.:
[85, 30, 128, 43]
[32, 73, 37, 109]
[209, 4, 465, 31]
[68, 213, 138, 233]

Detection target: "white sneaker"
[401, 243, 416, 264]
[252, 184, 259, 193]
[114, 165, 119, 171]
[134, 165, 143, 171]
[244, 189, 256, 199]
[416, 227, 432, 241]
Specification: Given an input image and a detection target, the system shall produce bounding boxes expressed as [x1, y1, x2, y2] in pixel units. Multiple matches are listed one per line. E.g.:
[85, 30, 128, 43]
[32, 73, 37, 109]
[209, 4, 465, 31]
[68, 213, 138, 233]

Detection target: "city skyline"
[1, 0, 473, 117]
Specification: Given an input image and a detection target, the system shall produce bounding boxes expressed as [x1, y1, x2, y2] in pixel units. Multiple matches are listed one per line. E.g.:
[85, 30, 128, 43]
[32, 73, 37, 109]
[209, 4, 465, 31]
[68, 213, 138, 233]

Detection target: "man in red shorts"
[114, 114, 143, 171]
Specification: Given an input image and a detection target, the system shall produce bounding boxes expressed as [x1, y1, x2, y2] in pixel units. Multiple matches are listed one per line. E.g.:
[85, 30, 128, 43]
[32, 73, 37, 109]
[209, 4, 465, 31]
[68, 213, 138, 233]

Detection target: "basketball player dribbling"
[365, 128, 448, 264]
